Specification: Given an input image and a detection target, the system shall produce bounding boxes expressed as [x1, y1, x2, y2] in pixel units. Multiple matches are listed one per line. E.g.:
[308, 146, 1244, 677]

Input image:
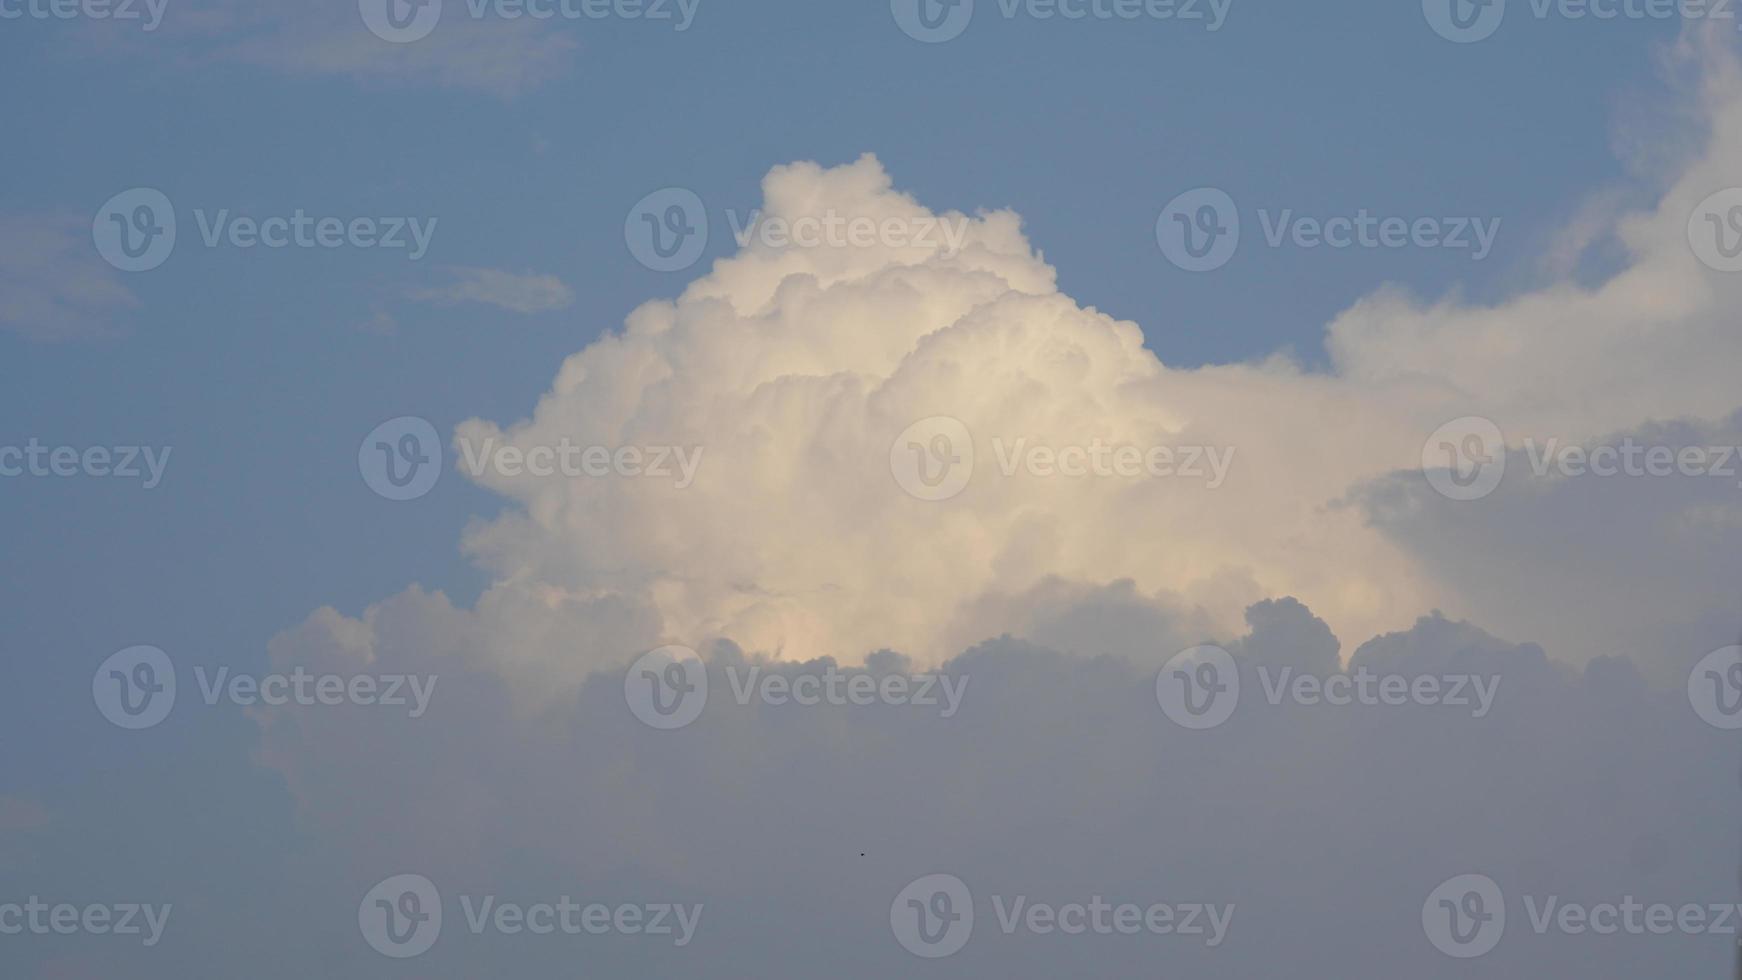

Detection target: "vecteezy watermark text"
[358, 874, 700, 959]
[624, 187, 972, 272]
[456, 435, 704, 489]
[93, 646, 437, 730]
[624, 646, 968, 729]
[889, 874, 1233, 958]
[360, 0, 700, 43]
[890, 416, 1235, 502]
[1156, 645, 1501, 729]
[0, 440, 170, 489]
[890, 0, 1231, 44]
[1424, 0, 1742, 44]
[357, 418, 705, 502]
[1423, 874, 1742, 958]
[1157, 188, 1501, 272]
[0, 899, 170, 947]
[1421, 415, 1742, 502]
[0, 0, 166, 28]
[93, 189, 437, 272]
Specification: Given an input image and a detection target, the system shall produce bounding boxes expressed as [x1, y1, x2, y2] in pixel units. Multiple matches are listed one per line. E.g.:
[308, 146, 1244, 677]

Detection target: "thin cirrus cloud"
[0, 212, 137, 342]
[407, 266, 577, 314]
[65, 0, 578, 98]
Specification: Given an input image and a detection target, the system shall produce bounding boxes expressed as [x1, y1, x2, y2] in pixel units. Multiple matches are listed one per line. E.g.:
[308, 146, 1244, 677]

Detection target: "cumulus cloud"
[417, 39, 1742, 684]
[2, 29, 1719, 980]
[408, 266, 575, 314]
[237, 597, 1739, 979]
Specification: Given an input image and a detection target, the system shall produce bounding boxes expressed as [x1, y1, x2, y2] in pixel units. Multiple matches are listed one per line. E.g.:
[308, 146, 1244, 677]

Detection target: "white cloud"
[425, 48, 1742, 684]
[56, 30, 1726, 979]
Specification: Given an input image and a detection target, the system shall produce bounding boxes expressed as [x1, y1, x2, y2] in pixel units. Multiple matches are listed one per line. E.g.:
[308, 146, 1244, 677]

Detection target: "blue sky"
[3, 1, 1741, 976]
[0, 0, 1692, 664]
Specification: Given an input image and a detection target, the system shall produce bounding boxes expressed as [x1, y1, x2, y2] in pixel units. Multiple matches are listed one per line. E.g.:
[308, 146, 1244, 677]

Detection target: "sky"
[2, 0, 1741, 976]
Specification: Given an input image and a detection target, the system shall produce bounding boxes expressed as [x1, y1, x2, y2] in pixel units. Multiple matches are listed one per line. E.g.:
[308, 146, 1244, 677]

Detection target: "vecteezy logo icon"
[1423, 874, 1505, 958]
[1689, 645, 1742, 730]
[1156, 644, 1239, 729]
[1156, 188, 1239, 272]
[360, 0, 443, 43]
[1421, 416, 1506, 501]
[625, 645, 709, 729]
[890, 416, 974, 502]
[1688, 189, 1742, 273]
[891, 874, 973, 958]
[891, 0, 974, 42]
[92, 189, 176, 272]
[359, 416, 443, 501]
[359, 874, 442, 958]
[625, 188, 709, 273]
[93, 645, 176, 730]
[1422, 0, 1506, 42]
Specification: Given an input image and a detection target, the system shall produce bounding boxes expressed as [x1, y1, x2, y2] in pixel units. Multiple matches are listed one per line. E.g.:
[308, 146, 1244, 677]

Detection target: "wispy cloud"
[0, 213, 138, 342]
[409, 266, 575, 314]
[66, 0, 578, 98]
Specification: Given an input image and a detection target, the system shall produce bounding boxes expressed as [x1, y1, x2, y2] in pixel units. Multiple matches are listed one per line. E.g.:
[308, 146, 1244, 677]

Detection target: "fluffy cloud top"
[430, 41, 1742, 688]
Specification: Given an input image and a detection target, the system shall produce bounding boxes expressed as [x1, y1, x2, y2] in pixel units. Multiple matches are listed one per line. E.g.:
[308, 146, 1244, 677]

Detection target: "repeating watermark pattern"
[364, 423, 709, 500]
[358, 874, 701, 959]
[889, 416, 975, 502]
[0, 0, 166, 28]
[724, 665, 968, 717]
[191, 209, 437, 260]
[359, 875, 443, 958]
[92, 646, 177, 730]
[1154, 187, 1240, 272]
[194, 666, 436, 717]
[93, 647, 436, 730]
[725, 208, 969, 255]
[456, 436, 705, 489]
[1689, 188, 1742, 272]
[890, 0, 1231, 44]
[1523, 436, 1742, 486]
[93, 190, 437, 272]
[1689, 646, 1742, 729]
[890, 416, 1234, 502]
[624, 646, 968, 729]
[991, 437, 1234, 485]
[0, 899, 171, 947]
[360, 0, 699, 43]
[1423, 874, 1506, 957]
[0, 440, 171, 489]
[891, 874, 974, 957]
[624, 646, 709, 730]
[93, 189, 176, 272]
[359, 416, 444, 501]
[624, 188, 970, 272]
[626, 188, 709, 272]
[1424, 0, 1742, 43]
[1155, 644, 1240, 730]
[890, 874, 1233, 958]
[1425, 416, 1742, 502]
[1158, 188, 1500, 271]
[1422, 416, 1507, 501]
[1157, 645, 1501, 729]
[1424, 874, 1742, 958]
